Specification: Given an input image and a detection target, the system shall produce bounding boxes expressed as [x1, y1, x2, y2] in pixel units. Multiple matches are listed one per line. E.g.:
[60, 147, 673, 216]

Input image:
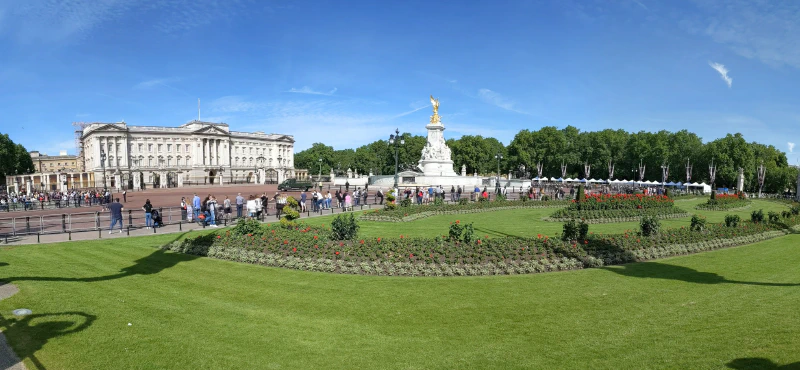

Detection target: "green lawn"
[1, 230, 799, 369]
[301, 198, 790, 239]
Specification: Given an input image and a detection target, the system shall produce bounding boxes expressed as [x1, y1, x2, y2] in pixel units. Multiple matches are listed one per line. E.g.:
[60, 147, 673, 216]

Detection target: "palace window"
[185, 144, 190, 152]
[167, 144, 172, 152]
[148, 144, 153, 153]
[158, 144, 163, 153]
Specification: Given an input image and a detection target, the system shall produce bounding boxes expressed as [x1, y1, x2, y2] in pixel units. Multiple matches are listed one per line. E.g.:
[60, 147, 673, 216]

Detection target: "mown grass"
[1, 230, 799, 369]
[301, 198, 790, 239]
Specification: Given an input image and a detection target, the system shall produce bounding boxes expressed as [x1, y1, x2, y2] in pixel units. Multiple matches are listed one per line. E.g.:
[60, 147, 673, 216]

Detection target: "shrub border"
[544, 212, 691, 224]
[360, 203, 567, 223]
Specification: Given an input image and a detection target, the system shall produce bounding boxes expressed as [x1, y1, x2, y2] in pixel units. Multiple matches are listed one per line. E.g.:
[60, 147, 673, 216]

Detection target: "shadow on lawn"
[727, 357, 800, 369]
[604, 262, 800, 287]
[0, 232, 198, 284]
[0, 311, 96, 370]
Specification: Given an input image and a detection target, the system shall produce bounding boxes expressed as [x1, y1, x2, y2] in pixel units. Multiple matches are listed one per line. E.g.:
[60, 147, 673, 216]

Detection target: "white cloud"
[686, 1, 800, 69]
[478, 88, 528, 114]
[789, 142, 796, 153]
[708, 61, 733, 88]
[286, 86, 338, 96]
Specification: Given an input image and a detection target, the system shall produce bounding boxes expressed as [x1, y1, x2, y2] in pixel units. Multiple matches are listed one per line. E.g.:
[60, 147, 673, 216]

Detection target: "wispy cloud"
[478, 88, 528, 114]
[135, 78, 176, 89]
[632, 0, 648, 10]
[789, 142, 796, 153]
[390, 102, 431, 119]
[685, 1, 800, 69]
[708, 61, 733, 88]
[286, 86, 338, 96]
[0, 0, 261, 44]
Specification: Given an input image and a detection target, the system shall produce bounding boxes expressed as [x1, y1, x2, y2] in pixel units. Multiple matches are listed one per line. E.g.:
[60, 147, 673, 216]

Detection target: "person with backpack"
[142, 199, 153, 229]
[377, 189, 384, 205]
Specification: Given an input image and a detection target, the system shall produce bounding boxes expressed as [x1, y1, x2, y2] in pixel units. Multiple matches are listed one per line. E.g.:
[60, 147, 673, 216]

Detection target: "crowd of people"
[0, 189, 113, 211]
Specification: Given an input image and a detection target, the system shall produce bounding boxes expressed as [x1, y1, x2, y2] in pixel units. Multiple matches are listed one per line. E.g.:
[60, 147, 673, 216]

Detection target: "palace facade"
[78, 120, 296, 190]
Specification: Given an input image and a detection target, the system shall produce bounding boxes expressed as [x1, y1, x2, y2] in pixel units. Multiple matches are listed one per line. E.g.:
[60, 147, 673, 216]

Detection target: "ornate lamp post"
[318, 158, 323, 182]
[388, 128, 404, 188]
[661, 163, 669, 190]
[495, 153, 503, 191]
[100, 149, 107, 190]
[709, 158, 717, 189]
[757, 161, 766, 197]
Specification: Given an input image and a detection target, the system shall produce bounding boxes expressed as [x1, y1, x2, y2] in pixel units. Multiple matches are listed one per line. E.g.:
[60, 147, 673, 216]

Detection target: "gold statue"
[430, 95, 439, 115]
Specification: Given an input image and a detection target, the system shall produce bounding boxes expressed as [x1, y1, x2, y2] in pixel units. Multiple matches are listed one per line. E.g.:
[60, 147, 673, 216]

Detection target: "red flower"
[430, 253, 434, 258]
[283, 240, 289, 244]
[292, 247, 297, 252]
[248, 233, 252, 237]
[271, 230, 275, 234]
[313, 235, 318, 240]
[216, 235, 221, 239]
[400, 235, 404, 239]
[409, 253, 414, 258]
[314, 244, 318, 249]
[456, 220, 460, 224]
[584, 240, 588, 244]
[537, 234, 542, 239]
[377, 238, 381, 242]
[335, 251, 339, 255]
[477, 240, 482, 244]
[360, 240, 365, 244]
[339, 242, 344, 247]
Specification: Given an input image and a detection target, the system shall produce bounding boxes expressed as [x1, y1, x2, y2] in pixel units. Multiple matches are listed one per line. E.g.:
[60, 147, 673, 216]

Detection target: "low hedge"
[163, 215, 800, 277]
[695, 200, 751, 211]
[548, 207, 689, 222]
[361, 200, 569, 222]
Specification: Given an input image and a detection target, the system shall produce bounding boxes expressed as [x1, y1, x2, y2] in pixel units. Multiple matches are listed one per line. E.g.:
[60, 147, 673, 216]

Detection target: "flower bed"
[360, 200, 570, 222]
[695, 193, 751, 211]
[163, 215, 800, 277]
[548, 194, 686, 222]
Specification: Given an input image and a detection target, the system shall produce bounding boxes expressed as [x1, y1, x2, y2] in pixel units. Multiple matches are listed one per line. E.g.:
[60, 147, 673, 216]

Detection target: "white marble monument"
[418, 96, 458, 177]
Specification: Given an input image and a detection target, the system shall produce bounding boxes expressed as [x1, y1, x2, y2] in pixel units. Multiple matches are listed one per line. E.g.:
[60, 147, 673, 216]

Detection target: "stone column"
[133, 171, 141, 190]
[177, 173, 184, 187]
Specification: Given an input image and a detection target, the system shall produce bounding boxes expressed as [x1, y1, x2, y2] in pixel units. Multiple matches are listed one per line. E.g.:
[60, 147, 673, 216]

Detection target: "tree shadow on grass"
[0, 232, 200, 284]
[727, 357, 800, 369]
[0, 311, 96, 370]
[604, 262, 800, 287]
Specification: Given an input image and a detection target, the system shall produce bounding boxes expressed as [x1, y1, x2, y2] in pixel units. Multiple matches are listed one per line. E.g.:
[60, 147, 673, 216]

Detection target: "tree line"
[0, 133, 36, 185]
[294, 126, 798, 194]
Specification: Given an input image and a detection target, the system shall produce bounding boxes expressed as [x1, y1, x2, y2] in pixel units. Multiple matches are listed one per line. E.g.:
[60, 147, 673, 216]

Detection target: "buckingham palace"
[80, 120, 297, 190]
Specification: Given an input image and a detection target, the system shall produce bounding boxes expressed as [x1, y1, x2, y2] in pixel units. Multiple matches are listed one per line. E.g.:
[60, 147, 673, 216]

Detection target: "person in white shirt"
[246, 195, 258, 218]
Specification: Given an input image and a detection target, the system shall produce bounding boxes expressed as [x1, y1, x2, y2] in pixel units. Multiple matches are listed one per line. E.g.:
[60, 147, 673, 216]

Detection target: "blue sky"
[1, 0, 799, 164]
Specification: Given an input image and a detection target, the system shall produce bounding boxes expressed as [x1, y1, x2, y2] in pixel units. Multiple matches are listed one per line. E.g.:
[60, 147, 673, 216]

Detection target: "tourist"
[224, 195, 232, 223]
[186, 203, 193, 222]
[377, 189, 384, 204]
[192, 193, 201, 220]
[450, 186, 455, 202]
[473, 185, 480, 201]
[261, 193, 269, 219]
[353, 188, 360, 206]
[300, 190, 307, 212]
[246, 195, 258, 217]
[335, 190, 343, 209]
[142, 199, 153, 229]
[235, 193, 244, 218]
[274, 192, 285, 219]
[180, 197, 187, 221]
[122, 190, 127, 203]
[344, 191, 352, 211]
[207, 195, 218, 227]
[327, 191, 333, 209]
[108, 198, 124, 234]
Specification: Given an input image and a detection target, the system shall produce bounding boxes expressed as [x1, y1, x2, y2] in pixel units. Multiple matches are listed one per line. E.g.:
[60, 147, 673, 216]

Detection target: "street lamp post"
[388, 128, 404, 189]
[100, 150, 107, 190]
[495, 153, 503, 191]
[318, 158, 323, 182]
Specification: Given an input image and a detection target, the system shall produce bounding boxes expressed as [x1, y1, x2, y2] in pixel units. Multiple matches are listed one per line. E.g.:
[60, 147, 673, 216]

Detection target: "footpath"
[0, 203, 382, 246]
